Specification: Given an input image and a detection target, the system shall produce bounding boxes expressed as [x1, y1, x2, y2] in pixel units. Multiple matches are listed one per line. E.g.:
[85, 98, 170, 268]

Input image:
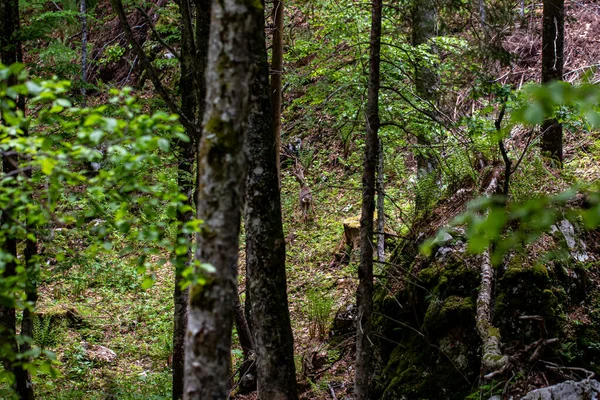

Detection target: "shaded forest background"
[1, 0, 600, 399]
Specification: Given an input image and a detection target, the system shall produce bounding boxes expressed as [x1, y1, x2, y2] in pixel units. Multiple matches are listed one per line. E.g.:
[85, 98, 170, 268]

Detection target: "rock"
[551, 219, 589, 262]
[239, 373, 256, 394]
[520, 379, 600, 400]
[331, 303, 356, 337]
[81, 341, 117, 363]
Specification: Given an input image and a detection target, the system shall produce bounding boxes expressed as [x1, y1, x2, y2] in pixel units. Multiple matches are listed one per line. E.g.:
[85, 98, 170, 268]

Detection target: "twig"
[135, 5, 181, 61]
[110, 0, 197, 136]
[541, 360, 595, 381]
[328, 383, 338, 400]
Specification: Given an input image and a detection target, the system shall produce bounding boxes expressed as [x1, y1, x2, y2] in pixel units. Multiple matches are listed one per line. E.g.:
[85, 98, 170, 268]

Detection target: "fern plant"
[306, 289, 334, 339]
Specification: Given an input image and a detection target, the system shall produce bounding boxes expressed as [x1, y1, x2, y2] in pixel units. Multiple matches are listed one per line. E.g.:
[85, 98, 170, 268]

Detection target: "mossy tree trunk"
[354, 0, 381, 398]
[541, 0, 564, 163]
[244, 2, 298, 398]
[184, 1, 261, 398]
[0, 0, 35, 397]
[476, 168, 508, 376]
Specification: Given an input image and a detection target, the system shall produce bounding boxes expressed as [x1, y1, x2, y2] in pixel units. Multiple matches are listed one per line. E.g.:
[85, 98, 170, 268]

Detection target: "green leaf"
[40, 158, 57, 175]
[89, 129, 104, 144]
[158, 138, 170, 152]
[55, 98, 72, 107]
[142, 275, 155, 289]
[175, 245, 188, 256]
[25, 81, 43, 95]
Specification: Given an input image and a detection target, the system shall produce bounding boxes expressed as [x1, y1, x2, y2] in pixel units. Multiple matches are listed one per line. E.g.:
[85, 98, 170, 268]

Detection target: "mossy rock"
[496, 262, 563, 343]
[373, 330, 475, 399]
[423, 295, 475, 338]
[417, 254, 479, 297]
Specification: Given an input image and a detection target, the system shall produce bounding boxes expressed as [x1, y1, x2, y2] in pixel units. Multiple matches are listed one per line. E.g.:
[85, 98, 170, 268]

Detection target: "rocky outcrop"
[520, 379, 600, 400]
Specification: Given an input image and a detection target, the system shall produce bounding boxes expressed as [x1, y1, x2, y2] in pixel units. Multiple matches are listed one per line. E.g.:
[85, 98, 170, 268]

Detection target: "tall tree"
[244, 1, 298, 398]
[270, 0, 284, 181]
[172, 1, 210, 398]
[541, 0, 564, 163]
[184, 1, 261, 398]
[80, 0, 88, 105]
[412, 0, 438, 208]
[354, 0, 382, 398]
[0, 0, 35, 397]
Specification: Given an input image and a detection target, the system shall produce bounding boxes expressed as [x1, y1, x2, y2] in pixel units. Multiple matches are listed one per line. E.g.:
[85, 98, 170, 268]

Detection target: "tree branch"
[110, 0, 197, 136]
[135, 5, 181, 61]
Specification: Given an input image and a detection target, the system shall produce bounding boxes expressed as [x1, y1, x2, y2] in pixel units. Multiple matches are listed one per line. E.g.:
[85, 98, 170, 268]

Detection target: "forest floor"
[31, 161, 378, 399]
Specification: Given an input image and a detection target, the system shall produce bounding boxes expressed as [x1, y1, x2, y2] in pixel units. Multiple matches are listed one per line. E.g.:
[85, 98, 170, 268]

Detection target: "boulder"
[520, 379, 600, 400]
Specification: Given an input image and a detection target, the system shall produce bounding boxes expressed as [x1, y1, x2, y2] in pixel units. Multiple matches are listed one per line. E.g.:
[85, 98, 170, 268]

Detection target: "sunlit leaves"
[0, 65, 196, 379]
[512, 81, 600, 127]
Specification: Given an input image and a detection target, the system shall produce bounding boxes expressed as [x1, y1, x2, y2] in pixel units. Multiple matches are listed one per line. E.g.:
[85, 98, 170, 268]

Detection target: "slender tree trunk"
[80, 0, 87, 105]
[270, 0, 284, 182]
[184, 1, 260, 398]
[0, 0, 35, 397]
[354, 0, 381, 398]
[479, 0, 488, 39]
[172, 2, 210, 399]
[20, 208, 39, 394]
[541, 0, 564, 163]
[244, 3, 298, 399]
[233, 293, 256, 393]
[376, 138, 385, 262]
[412, 0, 438, 208]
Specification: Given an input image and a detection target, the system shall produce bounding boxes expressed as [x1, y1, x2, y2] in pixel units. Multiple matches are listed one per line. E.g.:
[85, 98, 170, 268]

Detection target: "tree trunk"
[80, 0, 87, 105]
[0, 0, 35, 396]
[354, 0, 381, 398]
[376, 138, 385, 262]
[541, 0, 564, 163]
[172, 2, 210, 399]
[412, 0, 438, 102]
[244, 3, 298, 399]
[412, 0, 438, 208]
[270, 0, 284, 182]
[476, 168, 509, 376]
[479, 0, 487, 38]
[233, 293, 256, 393]
[184, 1, 260, 398]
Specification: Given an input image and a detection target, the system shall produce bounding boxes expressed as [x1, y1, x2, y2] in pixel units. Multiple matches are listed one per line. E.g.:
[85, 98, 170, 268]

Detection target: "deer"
[292, 161, 314, 223]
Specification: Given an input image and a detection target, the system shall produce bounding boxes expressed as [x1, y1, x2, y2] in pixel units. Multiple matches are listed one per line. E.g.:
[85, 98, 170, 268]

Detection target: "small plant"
[306, 288, 334, 338]
[33, 313, 66, 349]
[99, 44, 126, 65]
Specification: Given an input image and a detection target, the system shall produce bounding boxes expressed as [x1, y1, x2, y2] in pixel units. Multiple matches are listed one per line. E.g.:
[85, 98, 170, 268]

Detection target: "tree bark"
[354, 0, 381, 398]
[244, 3, 298, 399]
[412, 0, 438, 103]
[184, 1, 260, 398]
[376, 138, 385, 262]
[172, 2, 211, 399]
[0, 0, 35, 397]
[233, 293, 256, 393]
[412, 0, 438, 208]
[80, 0, 87, 105]
[270, 0, 284, 182]
[476, 168, 508, 376]
[541, 0, 564, 163]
